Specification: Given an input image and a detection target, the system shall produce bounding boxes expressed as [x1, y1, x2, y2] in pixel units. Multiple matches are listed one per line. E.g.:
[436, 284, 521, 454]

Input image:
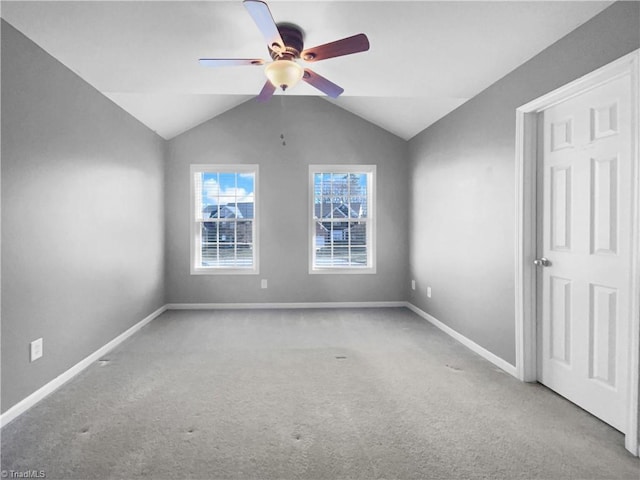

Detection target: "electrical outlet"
[411, 280, 416, 290]
[261, 279, 268, 289]
[30, 338, 43, 362]
[427, 286, 432, 298]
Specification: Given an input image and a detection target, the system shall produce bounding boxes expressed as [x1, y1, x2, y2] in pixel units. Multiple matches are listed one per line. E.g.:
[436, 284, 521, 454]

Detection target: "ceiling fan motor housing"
[270, 24, 304, 60]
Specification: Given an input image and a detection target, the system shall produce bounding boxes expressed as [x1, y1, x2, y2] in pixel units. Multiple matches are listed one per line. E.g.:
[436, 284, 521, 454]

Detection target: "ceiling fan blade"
[301, 33, 370, 62]
[256, 80, 276, 103]
[302, 69, 344, 98]
[199, 58, 265, 67]
[243, 0, 285, 52]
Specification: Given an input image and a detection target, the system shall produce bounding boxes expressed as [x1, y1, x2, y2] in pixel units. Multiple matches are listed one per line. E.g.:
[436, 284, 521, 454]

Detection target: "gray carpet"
[2, 308, 639, 479]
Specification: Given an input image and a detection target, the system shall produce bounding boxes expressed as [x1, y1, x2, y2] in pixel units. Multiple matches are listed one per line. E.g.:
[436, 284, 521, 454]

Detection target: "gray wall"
[407, 1, 640, 365]
[166, 96, 409, 304]
[1, 21, 166, 412]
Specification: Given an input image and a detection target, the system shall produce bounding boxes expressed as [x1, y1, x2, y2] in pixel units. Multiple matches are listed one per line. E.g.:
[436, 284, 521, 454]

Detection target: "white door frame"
[514, 49, 640, 456]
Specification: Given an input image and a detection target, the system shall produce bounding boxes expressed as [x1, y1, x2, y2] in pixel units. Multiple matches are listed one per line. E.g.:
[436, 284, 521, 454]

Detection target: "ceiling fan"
[199, 0, 370, 102]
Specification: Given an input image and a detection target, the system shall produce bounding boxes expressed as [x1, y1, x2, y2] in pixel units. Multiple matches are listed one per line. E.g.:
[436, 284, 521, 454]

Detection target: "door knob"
[533, 257, 551, 267]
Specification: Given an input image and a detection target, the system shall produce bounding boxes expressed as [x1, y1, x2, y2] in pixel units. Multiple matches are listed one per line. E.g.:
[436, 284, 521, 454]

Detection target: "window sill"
[191, 268, 259, 276]
[309, 267, 376, 275]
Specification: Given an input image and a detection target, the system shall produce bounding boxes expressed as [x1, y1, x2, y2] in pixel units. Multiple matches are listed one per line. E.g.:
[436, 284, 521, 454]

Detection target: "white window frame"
[190, 164, 259, 275]
[309, 164, 376, 274]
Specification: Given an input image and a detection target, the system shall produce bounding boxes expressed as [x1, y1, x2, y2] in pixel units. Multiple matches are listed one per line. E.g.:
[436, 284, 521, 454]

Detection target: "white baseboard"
[0, 305, 167, 428]
[406, 302, 518, 378]
[166, 301, 406, 310]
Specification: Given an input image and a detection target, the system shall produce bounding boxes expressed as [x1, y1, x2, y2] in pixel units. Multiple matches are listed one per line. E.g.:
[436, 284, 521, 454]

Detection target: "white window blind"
[310, 165, 376, 273]
[191, 165, 258, 274]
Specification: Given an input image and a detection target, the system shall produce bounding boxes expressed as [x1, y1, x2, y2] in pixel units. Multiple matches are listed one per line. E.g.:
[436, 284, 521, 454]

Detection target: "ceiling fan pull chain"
[280, 95, 287, 146]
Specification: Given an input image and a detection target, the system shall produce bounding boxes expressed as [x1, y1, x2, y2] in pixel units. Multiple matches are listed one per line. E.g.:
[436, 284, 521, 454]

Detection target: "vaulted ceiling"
[1, 1, 612, 140]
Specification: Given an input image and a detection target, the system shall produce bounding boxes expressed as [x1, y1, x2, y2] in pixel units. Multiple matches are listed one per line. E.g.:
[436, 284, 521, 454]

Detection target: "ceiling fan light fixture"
[265, 60, 303, 91]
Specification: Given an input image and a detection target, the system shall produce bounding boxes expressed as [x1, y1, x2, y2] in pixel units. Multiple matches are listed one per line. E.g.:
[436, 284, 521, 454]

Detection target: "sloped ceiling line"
[1, 1, 612, 140]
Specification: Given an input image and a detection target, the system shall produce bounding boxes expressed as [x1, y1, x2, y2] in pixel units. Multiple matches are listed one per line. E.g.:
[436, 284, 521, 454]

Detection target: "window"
[191, 165, 258, 274]
[310, 165, 376, 274]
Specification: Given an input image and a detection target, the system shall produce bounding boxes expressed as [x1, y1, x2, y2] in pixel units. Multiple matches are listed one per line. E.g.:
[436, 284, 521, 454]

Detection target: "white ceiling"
[1, 0, 613, 140]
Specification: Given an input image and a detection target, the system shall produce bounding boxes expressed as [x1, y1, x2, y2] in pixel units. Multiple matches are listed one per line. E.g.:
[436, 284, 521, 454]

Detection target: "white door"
[538, 73, 632, 432]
